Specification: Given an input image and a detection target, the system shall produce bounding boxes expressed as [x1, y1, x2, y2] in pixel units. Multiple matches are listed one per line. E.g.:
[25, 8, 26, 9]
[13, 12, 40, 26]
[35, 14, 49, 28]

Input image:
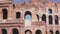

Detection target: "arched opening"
[36, 30, 42, 34]
[25, 30, 32, 34]
[48, 9, 52, 14]
[49, 30, 53, 34]
[13, 4, 15, 8]
[55, 3, 57, 7]
[36, 14, 39, 21]
[49, 15, 53, 24]
[2, 9, 8, 19]
[24, 11, 32, 20]
[42, 14, 46, 23]
[24, 11, 32, 26]
[12, 28, 19, 34]
[55, 15, 59, 25]
[55, 30, 59, 34]
[1, 29, 7, 34]
[16, 12, 21, 19]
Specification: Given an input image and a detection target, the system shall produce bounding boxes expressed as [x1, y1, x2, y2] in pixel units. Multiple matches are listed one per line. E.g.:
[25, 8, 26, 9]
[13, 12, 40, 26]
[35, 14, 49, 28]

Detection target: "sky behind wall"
[50, 0, 60, 2]
[13, 0, 60, 3]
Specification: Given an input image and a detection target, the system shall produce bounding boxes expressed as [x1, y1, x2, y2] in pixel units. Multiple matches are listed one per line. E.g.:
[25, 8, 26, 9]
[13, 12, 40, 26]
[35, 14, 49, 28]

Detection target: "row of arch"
[2, 8, 59, 25]
[2, 29, 19, 34]
[25, 30, 60, 34]
[42, 14, 59, 25]
[2, 9, 32, 20]
[49, 30, 60, 34]
[1, 29, 60, 34]
[2, 8, 54, 19]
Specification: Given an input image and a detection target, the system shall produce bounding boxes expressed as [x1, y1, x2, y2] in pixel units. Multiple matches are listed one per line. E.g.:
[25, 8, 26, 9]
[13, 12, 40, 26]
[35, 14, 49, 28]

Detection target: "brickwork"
[0, 0, 60, 34]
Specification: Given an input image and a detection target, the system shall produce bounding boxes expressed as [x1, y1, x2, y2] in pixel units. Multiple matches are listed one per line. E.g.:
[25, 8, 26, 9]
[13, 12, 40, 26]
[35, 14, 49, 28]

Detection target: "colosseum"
[0, 0, 60, 34]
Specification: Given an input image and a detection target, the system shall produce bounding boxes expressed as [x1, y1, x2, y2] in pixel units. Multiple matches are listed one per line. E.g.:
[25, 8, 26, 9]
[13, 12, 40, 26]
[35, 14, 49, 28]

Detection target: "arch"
[16, 12, 21, 19]
[2, 9, 8, 19]
[36, 14, 39, 21]
[25, 30, 32, 34]
[55, 15, 59, 25]
[49, 30, 53, 34]
[49, 15, 53, 24]
[1, 29, 7, 34]
[24, 11, 32, 20]
[24, 11, 31, 16]
[13, 4, 15, 8]
[12, 28, 19, 34]
[42, 14, 46, 23]
[55, 3, 57, 7]
[55, 30, 59, 34]
[35, 30, 42, 34]
[48, 9, 52, 14]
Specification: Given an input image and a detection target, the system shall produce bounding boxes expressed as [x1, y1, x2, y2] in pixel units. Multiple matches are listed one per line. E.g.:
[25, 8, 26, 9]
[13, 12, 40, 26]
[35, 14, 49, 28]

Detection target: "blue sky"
[13, 0, 60, 3]
[50, 0, 60, 2]
[13, 0, 29, 4]
[25, 15, 31, 20]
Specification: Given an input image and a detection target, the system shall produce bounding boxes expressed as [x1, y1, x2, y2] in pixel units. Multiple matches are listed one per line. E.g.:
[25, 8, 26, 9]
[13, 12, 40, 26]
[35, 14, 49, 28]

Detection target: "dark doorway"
[49, 15, 53, 24]
[16, 12, 21, 19]
[2, 9, 8, 19]
[48, 9, 52, 14]
[2, 29, 7, 34]
[42, 14, 46, 23]
[12, 29, 19, 34]
[49, 30, 53, 34]
[36, 30, 42, 34]
[55, 31, 59, 34]
[55, 15, 59, 25]
[36, 14, 39, 21]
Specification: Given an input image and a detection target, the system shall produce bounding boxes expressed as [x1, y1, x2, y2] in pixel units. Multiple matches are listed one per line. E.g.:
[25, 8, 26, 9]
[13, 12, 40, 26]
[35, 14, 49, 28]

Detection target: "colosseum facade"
[0, 0, 60, 34]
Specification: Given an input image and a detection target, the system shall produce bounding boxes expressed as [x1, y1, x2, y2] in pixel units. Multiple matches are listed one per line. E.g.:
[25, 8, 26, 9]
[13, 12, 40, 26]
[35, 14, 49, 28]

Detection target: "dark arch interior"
[2, 9, 8, 19]
[50, 30, 53, 34]
[25, 11, 31, 16]
[55, 3, 57, 6]
[36, 14, 39, 21]
[2, 29, 7, 34]
[55, 15, 58, 25]
[36, 30, 42, 34]
[49, 15, 53, 24]
[24, 11, 32, 19]
[56, 31, 59, 34]
[49, 9, 52, 14]
[25, 30, 32, 34]
[13, 29, 19, 34]
[13, 4, 15, 8]
[42, 14, 46, 23]
[16, 12, 21, 19]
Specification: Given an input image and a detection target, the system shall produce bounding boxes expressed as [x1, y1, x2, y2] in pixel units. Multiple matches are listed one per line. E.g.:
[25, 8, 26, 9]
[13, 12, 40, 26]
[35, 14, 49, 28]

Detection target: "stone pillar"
[0, 8, 2, 20]
[47, 26, 49, 34]
[0, 28, 2, 34]
[46, 16, 49, 25]
[52, 7, 55, 26]
[20, 27, 24, 34]
[42, 29, 45, 34]
[52, 15, 55, 25]
[54, 30, 55, 34]
[39, 8, 42, 22]
[19, 27, 21, 34]
[7, 27, 12, 34]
